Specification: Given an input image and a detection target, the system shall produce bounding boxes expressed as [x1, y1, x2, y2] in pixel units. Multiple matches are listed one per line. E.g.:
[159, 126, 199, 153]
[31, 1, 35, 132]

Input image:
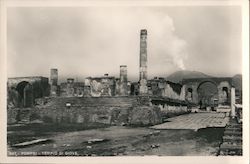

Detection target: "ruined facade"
[8, 29, 235, 111]
[7, 29, 195, 110]
[60, 78, 85, 97]
[7, 76, 50, 108]
[58, 65, 130, 97]
[84, 74, 116, 97]
[147, 77, 185, 100]
[51, 29, 186, 101]
[182, 78, 233, 107]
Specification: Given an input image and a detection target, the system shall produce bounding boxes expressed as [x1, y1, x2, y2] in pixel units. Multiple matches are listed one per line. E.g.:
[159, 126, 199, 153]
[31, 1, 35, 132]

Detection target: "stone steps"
[219, 118, 242, 156]
[223, 136, 242, 142]
[225, 127, 242, 131]
[219, 143, 242, 156]
[224, 130, 242, 136]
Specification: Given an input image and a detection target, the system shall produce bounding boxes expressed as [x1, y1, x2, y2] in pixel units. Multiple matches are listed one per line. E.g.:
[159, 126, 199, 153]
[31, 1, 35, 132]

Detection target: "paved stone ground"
[8, 126, 223, 156]
[151, 111, 230, 131]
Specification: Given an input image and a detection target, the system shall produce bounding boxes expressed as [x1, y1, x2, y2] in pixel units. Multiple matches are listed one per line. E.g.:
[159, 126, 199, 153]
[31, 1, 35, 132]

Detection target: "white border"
[0, 0, 249, 164]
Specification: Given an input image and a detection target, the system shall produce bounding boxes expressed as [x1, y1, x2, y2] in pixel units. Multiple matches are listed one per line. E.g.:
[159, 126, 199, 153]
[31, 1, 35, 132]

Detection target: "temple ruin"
[7, 29, 238, 126]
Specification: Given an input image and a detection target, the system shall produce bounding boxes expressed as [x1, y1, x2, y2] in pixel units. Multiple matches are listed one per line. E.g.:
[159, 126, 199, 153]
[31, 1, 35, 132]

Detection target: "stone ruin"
[6, 29, 238, 126]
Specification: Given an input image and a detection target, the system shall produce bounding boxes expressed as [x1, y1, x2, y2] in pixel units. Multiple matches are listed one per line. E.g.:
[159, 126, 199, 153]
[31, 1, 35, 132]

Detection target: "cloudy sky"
[7, 6, 242, 82]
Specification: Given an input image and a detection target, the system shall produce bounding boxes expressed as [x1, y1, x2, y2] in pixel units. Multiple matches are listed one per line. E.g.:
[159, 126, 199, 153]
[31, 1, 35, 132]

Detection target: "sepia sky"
[7, 6, 242, 82]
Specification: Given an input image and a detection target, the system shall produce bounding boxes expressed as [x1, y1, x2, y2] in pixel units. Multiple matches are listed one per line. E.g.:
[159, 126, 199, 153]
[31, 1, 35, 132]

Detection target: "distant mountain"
[232, 74, 242, 91]
[166, 70, 211, 83]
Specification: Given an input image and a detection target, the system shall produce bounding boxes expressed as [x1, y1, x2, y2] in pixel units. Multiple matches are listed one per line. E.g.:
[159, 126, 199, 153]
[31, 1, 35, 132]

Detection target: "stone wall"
[158, 104, 191, 119]
[84, 76, 116, 97]
[7, 76, 50, 108]
[129, 105, 162, 126]
[162, 82, 185, 100]
[7, 97, 190, 126]
[60, 81, 85, 97]
[7, 105, 161, 126]
[182, 77, 233, 105]
[148, 78, 185, 100]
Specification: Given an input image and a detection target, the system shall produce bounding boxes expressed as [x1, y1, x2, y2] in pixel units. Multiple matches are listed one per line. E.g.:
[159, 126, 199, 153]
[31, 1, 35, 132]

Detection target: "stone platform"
[150, 111, 229, 131]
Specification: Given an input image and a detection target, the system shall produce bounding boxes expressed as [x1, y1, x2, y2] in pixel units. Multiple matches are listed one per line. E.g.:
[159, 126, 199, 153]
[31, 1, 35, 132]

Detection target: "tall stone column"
[180, 85, 186, 100]
[66, 78, 75, 97]
[119, 65, 128, 95]
[139, 29, 148, 95]
[231, 87, 236, 118]
[50, 69, 58, 86]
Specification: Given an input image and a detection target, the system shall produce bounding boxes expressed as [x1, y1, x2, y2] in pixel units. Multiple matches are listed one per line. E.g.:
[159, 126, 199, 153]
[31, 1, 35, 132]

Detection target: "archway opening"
[130, 84, 135, 95]
[187, 88, 193, 102]
[16, 81, 33, 108]
[222, 87, 229, 105]
[197, 81, 218, 109]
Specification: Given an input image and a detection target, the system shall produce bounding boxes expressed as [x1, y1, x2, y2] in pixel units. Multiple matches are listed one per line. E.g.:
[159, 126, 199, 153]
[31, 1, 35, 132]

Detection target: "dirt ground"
[8, 123, 224, 156]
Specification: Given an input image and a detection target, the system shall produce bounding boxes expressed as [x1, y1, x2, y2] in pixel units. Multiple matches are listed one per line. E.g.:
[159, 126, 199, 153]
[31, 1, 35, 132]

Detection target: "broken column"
[50, 68, 58, 97]
[119, 65, 128, 96]
[231, 87, 236, 118]
[139, 29, 148, 95]
[66, 78, 74, 97]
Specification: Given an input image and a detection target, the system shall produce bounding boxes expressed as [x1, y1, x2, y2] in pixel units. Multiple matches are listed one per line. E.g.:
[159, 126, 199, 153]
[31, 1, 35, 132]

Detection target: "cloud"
[76, 7, 189, 78]
[7, 7, 190, 81]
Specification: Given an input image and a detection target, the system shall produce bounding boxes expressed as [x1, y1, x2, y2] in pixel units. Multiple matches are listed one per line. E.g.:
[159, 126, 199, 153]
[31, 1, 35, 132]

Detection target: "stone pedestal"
[139, 79, 148, 94]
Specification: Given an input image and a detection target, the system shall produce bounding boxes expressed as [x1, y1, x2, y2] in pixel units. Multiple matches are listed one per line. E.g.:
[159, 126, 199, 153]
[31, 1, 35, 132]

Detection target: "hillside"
[232, 74, 242, 91]
[166, 70, 211, 83]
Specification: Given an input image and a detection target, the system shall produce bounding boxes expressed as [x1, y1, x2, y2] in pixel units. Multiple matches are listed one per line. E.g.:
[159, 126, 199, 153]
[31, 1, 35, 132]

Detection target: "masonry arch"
[16, 81, 33, 107]
[197, 81, 218, 109]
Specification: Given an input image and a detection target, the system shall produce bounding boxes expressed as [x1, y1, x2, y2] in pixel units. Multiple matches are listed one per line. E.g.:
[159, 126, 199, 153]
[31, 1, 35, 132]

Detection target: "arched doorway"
[197, 81, 218, 109]
[130, 84, 135, 95]
[221, 87, 229, 105]
[187, 88, 193, 102]
[16, 81, 33, 107]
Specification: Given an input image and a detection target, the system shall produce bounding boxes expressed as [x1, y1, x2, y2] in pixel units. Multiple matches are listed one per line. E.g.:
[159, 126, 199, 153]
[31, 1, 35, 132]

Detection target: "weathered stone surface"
[160, 105, 190, 118]
[8, 88, 20, 108]
[7, 97, 192, 127]
[129, 106, 162, 126]
[219, 118, 242, 156]
[117, 65, 128, 96]
[182, 77, 233, 106]
[84, 76, 116, 97]
[7, 109, 18, 124]
[50, 69, 59, 97]
[7, 76, 50, 108]
[139, 29, 148, 95]
[151, 112, 229, 131]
